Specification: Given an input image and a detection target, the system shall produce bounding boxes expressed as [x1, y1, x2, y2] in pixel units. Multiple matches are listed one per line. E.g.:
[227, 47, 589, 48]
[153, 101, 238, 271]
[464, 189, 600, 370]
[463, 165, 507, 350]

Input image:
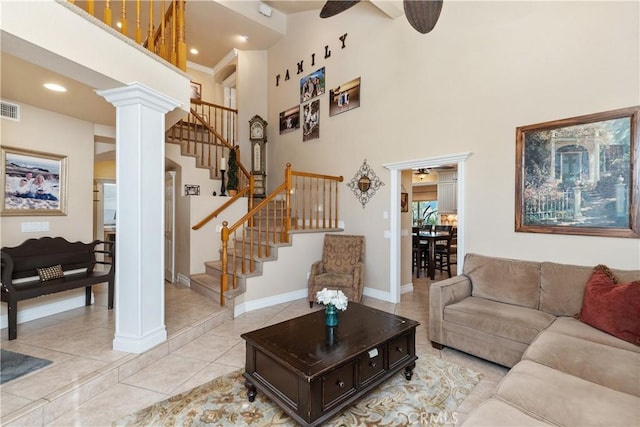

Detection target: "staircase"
[167, 101, 344, 313]
[189, 199, 293, 306]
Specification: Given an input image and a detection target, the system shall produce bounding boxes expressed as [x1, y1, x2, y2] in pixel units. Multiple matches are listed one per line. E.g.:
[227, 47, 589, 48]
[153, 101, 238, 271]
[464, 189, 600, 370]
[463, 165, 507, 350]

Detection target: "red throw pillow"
[579, 265, 640, 346]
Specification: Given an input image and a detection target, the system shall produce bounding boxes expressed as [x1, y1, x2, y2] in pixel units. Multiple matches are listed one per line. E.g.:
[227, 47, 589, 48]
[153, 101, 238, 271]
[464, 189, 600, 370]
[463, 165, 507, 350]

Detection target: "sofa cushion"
[539, 261, 593, 316]
[460, 398, 554, 426]
[540, 262, 640, 317]
[546, 317, 640, 353]
[579, 265, 640, 345]
[523, 330, 640, 396]
[463, 253, 540, 309]
[444, 297, 555, 345]
[495, 360, 640, 426]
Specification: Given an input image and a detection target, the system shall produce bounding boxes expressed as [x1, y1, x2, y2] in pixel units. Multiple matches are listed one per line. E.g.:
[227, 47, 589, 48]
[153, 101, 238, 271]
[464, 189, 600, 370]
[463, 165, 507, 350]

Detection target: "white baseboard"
[234, 288, 308, 317]
[401, 282, 414, 294]
[362, 286, 392, 302]
[0, 294, 88, 329]
[176, 273, 190, 287]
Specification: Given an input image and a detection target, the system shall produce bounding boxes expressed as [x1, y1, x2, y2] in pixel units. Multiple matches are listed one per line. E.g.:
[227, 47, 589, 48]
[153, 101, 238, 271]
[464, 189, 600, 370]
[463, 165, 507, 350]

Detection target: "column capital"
[97, 82, 181, 113]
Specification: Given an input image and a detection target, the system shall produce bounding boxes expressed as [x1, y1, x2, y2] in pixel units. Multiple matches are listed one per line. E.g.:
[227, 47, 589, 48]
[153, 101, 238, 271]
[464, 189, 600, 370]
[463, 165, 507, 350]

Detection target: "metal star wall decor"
[347, 159, 385, 208]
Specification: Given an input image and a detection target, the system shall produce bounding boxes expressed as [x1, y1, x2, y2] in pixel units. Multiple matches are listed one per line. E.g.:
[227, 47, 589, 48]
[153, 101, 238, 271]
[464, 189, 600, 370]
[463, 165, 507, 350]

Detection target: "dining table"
[416, 230, 451, 280]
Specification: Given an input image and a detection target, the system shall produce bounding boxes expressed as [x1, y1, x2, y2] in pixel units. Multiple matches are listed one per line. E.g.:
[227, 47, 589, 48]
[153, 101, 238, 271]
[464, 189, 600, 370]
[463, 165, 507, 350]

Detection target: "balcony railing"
[69, 0, 187, 71]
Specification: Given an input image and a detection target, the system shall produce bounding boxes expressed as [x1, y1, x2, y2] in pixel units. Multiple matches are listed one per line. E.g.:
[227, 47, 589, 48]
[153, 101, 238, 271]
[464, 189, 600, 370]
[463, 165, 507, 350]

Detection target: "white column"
[98, 83, 181, 353]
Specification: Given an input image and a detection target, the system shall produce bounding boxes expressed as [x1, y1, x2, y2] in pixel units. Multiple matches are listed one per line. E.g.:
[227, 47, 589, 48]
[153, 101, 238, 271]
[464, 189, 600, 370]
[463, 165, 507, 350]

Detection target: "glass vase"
[325, 304, 339, 327]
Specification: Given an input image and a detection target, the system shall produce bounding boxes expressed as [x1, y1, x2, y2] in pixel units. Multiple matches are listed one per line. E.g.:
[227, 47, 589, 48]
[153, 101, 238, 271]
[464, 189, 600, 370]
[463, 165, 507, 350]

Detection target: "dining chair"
[433, 225, 453, 278]
[412, 229, 427, 277]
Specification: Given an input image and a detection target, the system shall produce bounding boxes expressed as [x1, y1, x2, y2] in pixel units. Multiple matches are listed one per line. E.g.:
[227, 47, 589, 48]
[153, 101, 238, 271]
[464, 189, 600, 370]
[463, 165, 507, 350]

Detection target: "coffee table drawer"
[359, 345, 385, 385]
[322, 361, 356, 409]
[389, 333, 412, 368]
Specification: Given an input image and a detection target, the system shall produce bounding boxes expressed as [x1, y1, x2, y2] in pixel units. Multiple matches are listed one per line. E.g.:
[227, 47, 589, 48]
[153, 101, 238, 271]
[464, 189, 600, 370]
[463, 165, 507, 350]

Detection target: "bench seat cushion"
[444, 297, 556, 344]
[10, 271, 111, 299]
[523, 330, 640, 396]
[495, 360, 640, 427]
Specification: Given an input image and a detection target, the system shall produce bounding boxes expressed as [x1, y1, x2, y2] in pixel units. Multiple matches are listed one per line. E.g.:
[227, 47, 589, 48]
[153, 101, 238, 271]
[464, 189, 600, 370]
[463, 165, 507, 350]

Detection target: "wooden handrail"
[191, 99, 238, 114]
[212, 164, 343, 306]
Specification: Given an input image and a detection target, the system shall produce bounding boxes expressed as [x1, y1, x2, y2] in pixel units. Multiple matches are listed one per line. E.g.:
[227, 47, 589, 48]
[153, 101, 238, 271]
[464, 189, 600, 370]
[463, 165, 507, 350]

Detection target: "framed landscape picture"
[515, 106, 639, 238]
[1, 146, 68, 216]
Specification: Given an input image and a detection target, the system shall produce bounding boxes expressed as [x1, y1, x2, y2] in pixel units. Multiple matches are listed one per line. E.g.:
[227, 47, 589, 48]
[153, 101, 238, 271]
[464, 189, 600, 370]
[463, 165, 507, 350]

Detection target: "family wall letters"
[275, 33, 348, 87]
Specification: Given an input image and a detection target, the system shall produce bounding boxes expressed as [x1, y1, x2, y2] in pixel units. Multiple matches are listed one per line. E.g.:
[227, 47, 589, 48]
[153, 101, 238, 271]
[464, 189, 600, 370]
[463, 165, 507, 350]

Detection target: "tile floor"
[1, 269, 508, 426]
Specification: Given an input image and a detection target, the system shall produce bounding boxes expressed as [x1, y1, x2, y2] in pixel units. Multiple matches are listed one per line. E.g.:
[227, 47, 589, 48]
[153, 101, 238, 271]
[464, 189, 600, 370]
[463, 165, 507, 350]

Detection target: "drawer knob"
[370, 361, 377, 368]
[337, 380, 345, 388]
[396, 346, 403, 353]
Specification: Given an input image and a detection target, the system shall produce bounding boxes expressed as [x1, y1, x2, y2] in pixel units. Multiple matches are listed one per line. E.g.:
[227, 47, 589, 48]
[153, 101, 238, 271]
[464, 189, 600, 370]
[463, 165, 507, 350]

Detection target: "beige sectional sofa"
[429, 253, 639, 426]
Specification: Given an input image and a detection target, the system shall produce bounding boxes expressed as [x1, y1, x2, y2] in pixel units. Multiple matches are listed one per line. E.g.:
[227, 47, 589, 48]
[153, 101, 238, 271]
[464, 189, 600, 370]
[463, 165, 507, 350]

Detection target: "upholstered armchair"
[308, 234, 365, 307]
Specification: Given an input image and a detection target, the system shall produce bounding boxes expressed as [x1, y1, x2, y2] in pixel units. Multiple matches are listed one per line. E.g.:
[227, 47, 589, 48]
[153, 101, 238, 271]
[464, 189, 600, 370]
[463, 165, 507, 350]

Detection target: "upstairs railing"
[194, 164, 343, 306]
[69, 0, 187, 71]
[167, 100, 239, 176]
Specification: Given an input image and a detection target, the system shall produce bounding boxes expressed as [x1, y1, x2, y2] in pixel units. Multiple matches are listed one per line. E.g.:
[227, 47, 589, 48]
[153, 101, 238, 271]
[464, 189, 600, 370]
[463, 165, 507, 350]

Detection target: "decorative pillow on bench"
[37, 264, 64, 282]
[579, 264, 640, 346]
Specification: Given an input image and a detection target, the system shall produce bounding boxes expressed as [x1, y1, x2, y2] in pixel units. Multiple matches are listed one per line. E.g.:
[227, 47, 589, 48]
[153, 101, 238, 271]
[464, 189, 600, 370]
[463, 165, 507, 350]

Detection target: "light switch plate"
[21, 222, 50, 232]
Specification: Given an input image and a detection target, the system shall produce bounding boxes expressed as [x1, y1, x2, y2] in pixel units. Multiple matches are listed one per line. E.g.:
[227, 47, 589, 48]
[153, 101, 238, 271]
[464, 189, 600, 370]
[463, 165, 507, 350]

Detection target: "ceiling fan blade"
[320, 0, 360, 18]
[403, 0, 444, 34]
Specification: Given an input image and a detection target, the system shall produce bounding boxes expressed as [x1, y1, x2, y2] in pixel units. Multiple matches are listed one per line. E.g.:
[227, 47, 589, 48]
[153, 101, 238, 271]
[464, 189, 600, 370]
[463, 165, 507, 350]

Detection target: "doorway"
[383, 152, 472, 303]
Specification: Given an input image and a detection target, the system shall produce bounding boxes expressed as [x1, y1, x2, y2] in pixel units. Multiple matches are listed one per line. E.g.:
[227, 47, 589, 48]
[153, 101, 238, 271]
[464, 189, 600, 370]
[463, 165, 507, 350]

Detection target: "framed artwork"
[184, 184, 200, 196]
[401, 191, 409, 212]
[329, 77, 361, 117]
[279, 105, 300, 135]
[300, 67, 325, 104]
[515, 106, 639, 238]
[1, 146, 68, 216]
[302, 100, 320, 142]
[190, 81, 202, 100]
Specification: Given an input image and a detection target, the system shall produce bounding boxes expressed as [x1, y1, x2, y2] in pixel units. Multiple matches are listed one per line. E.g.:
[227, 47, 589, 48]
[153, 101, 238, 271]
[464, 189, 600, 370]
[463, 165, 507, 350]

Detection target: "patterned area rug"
[0, 349, 53, 384]
[114, 350, 482, 426]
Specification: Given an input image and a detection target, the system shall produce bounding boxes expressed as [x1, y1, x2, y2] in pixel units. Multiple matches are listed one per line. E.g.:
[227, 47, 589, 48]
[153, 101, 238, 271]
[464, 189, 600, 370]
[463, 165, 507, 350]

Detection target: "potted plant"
[226, 148, 239, 196]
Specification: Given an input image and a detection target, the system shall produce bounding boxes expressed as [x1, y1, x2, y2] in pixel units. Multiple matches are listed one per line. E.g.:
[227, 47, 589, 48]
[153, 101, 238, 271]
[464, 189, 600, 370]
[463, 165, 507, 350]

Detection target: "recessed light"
[240, 35, 249, 42]
[44, 83, 67, 92]
[190, 48, 199, 55]
[116, 21, 122, 28]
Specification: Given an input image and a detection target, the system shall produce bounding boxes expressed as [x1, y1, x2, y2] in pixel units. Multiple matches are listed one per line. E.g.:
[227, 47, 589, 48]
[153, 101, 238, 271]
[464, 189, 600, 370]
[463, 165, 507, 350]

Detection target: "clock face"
[251, 122, 263, 139]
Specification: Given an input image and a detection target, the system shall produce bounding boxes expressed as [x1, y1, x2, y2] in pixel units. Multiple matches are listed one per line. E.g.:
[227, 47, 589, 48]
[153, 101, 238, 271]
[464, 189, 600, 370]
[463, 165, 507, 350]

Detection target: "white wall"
[1, 103, 95, 323]
[267, 1, 640, 291]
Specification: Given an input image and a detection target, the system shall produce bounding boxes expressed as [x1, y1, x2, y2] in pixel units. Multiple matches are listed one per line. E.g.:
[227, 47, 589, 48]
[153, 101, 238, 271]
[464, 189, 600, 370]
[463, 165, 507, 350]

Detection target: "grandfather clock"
[249, 115, 268, 198]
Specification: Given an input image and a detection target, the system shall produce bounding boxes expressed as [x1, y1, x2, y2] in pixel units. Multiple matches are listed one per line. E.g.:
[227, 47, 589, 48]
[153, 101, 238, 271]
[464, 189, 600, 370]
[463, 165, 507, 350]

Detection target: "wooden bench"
[1, 236, 115, 340]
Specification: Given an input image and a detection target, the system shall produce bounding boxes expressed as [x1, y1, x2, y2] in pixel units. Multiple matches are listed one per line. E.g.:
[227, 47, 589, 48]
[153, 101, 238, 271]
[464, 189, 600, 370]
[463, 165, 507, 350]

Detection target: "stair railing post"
[220, 221, 229, 306]
[284, 163, 292, 242]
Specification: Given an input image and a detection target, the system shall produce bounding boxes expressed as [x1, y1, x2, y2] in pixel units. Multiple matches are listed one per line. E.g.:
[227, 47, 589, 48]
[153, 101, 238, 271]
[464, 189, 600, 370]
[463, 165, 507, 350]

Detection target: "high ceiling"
[0, 1, 328, 127]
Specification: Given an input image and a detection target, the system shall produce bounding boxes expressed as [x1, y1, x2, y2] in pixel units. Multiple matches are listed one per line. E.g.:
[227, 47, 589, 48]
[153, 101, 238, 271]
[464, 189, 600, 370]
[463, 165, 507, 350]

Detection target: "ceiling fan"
[414, 168, 431, 175]
[320, 0, 443, 34]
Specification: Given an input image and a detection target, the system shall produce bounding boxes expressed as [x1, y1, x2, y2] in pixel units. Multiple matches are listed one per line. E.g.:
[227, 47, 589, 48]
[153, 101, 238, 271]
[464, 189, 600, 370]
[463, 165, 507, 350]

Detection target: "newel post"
[220, 221, 230, 306]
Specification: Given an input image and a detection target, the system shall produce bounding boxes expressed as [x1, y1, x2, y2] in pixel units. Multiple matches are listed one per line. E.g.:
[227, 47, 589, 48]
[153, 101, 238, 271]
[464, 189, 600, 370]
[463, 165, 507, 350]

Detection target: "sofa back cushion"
[540, 262, 640, 316]
[463, 253, 541, 309]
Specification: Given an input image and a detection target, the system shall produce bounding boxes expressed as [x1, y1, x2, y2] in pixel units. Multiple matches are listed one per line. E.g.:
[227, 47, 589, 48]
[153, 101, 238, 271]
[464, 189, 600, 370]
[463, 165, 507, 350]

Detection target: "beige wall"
[1, 103, 95, 245]
[1, 103, 95, 318]
[267, 0, 640, 294]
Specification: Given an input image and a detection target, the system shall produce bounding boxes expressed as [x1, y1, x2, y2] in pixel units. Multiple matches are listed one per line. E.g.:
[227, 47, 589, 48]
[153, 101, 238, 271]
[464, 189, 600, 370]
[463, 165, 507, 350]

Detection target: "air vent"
[1, 100, 20, 121]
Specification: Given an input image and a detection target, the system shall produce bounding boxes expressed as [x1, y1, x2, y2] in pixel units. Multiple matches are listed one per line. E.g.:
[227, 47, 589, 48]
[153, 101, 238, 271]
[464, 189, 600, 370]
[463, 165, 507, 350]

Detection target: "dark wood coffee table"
[241, 302, 420, 426]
